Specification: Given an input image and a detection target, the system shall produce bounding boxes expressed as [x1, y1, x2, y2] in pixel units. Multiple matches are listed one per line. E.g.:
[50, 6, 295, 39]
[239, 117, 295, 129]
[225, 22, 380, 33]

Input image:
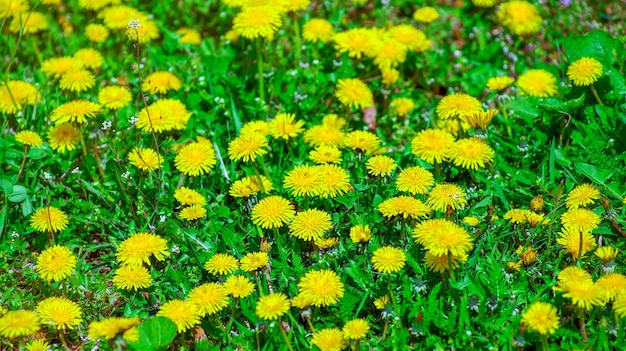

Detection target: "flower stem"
[590, 84, 603, 106]
[579, 309, 588, 342]
[292, 13, 302, 64]
[540, 334, 550, 351]
[447, 252, 456, 283]
[256, 38, 265, 104]
[17, 145, 29, 181]
[278, 321, 295, 351]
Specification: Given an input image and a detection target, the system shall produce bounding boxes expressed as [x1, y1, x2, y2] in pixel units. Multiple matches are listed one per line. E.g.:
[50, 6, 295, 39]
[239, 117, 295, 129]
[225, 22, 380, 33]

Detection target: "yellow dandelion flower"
[595, 246, 619, 263]
[374, 295, 390, 310]
[387, 24, 431, 52]
[59, 69, 95, 92]
[240, 252, 269, 272]
[596, 273, 626, 300]
[128, 147, 162, 172]
[449, 138, 495, 170]
[424, 251, 468, 273]
[174, 187, 206, 206]
[396, 166, 434, 195]
[614, 293, 626, 318]
[304, 125, 345, 147]
[522, 302, 559, 335]
[334, 28, 377, 59]
[176, 27, 202, 45]
[0, 0, 29, 18]
[224, 275, 255, 298]
[175, 141, 216, 176]
[314, 237, 339, 249]
[88, 317, 140, 341]
[142, 71, 182, 95]
[48, 123, 79, 153]
[298, 269, 344, 307]
[36, 297, 82, 330]
[228, 132, 268, 162]
[344, 130, 381, 154]
[311, 328, 347, 351]
[269, 113, 304, 140]
[205, 253, 239, 275]
[50, 100, 102, 124]
[251, 196, 295, 229]
[317, 164, 351, 198]
[74, 48, 103, 69]
[560, 208, 600, 233]
[567, 57, 603, 86]
[157, 300, 201, 333]
[413, 219, 473, 256]
[556, 227, 596, 259]
[335, 78, 373, 109]
[15, 131, 43, 147]
[497, 0, 542, 36]
[390, 97, 415, 117]
[342, 319, 369, 340]
[366, 155, 396, 177]
[26, 339, 50, 351]
[98, 86, 132, 110]
[381, 68, 400, 86]
[233, 6, 282, 39]
[466, 109, 498, 130]
[504, 208, 527, 224]
[472, 0, 497, 6]
[302, 18, 334, 43]
[516, 246, 538, 265]
[289, 209, 332, 241]
[125, 19, 160, 44]
[487, 76, 514, 91]
[188, 283, 230, 316]
[372, 246, 406, 274]
[410, 129, 455, 164]
[99, 5, 142, 29]
[378, 196, 431, 220]
[283, 165, 322, 197]
[112, 265, 153, 291]
[566, 184, 600, 209]
[517, 69, 558, 98]
[426, 183, 467, 212]
[256, 293, 290, 320]
[85, 23, 109, 43]
[291, 294, 312, 309]
[179, 205, 206, 221]
[41, 56, 82, 79]
[310, 145, 342, 164]
[437, 93, 482, 120]
[9, 12, 49, 34]
[116, 232, 169, 266]
[0, 310, 40, 338]
[30, 207, 69, 233]
[371, 38, 407, 69]
[137, 98, 192, 132]
[561, 281, 605, 310]
[506, 260, 522, 272]
[0, 80, 38, 114]
[36, 245, 76, 282]
[241, 120, 271, 137]
[229, 175, 272, 198]
[413, 6, 439, 22]
[554, 266, 592, 292]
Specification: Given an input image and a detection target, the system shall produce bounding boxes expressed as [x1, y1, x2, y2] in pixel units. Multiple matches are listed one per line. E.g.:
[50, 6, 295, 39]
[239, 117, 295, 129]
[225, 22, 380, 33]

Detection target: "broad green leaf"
[7, 185, 27, 203]
[129, 317, 177, 351]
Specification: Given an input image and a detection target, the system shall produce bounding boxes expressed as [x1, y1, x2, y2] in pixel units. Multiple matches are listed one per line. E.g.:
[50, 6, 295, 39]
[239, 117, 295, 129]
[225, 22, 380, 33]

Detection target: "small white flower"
[71, 167, 81, 174]
[172, 246, 180, 253]
[127, 19, 141, 29]
[101, 120, 113, 131]
[11, 231, 19, 238]
[129, 116, 139, 124]
[43, 172, 53, 180]
[121, 171, 131, 179]
[159, 215, 167, 223]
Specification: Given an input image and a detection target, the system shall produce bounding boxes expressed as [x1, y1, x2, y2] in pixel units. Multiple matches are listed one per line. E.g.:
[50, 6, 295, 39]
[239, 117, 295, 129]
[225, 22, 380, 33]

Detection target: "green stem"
[79, 126, 88, 158]
[579, 309, 588, 342]
[387, 274, 399, 316]
[256, 38, 265, 104]
[182, 233, 210, 280]
[590, 84, 604, 106]
[448, 252, 456, 282]
[17, 145, 28, 181]
[540, 334, 549, 351]
[500, 101, 512, 138]
[576, 230, 583, 265]
[278, 321, 295, 351]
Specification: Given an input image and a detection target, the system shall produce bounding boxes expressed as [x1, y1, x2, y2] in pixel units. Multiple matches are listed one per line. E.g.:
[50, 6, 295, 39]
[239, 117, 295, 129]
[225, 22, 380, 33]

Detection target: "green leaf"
[128, 317, 177, 351]
[7, 185, 27, 203]
[576, 163, 613, 184]
[609, 71, 626, 98]
[1, 178, 13, 195]
[564, 30, 617, 68]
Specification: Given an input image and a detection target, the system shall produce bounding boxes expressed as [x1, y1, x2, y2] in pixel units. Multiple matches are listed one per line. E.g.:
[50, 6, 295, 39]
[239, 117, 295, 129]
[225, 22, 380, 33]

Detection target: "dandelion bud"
[530, 195, 544, 212]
